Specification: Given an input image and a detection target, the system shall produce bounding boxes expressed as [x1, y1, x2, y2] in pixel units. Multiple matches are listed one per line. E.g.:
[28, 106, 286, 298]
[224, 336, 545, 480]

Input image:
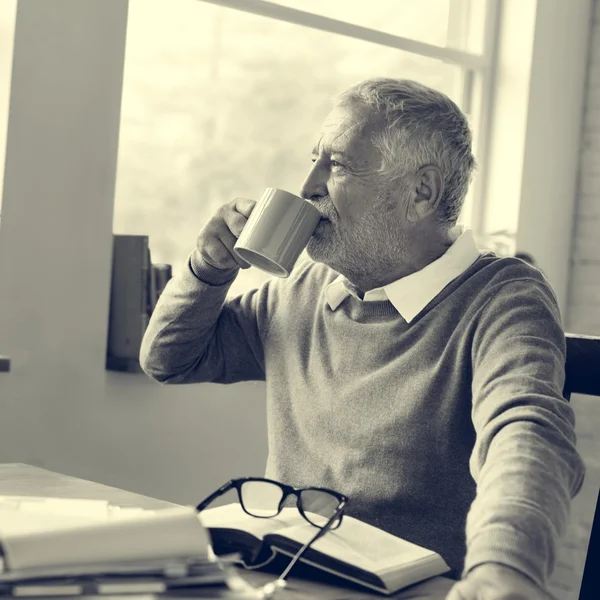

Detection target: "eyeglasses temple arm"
[278, 501, 347, 582]
[195, 479, 235, 512]
[257, 503, 348, 598]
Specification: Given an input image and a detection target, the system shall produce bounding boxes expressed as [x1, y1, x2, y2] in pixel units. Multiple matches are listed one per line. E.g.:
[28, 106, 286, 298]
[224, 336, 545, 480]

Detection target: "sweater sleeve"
[139, 249, 272, 384]
[464, 268, 586, 589]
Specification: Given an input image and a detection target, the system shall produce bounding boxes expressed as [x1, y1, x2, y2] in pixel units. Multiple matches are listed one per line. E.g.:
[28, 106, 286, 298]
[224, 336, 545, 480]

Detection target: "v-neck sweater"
[140, 251, 585, 589]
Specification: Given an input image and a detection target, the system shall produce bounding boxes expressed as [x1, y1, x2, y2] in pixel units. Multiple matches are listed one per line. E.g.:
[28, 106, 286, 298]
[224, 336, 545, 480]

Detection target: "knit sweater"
[140, 249, 585, 589]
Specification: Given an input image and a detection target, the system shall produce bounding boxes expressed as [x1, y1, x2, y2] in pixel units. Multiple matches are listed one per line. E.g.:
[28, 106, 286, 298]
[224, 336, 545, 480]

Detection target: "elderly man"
[140, 78, 585, 599]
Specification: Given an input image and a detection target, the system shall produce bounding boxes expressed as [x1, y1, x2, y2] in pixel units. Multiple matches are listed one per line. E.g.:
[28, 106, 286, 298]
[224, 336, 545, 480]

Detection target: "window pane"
[114, 0, 464, 296]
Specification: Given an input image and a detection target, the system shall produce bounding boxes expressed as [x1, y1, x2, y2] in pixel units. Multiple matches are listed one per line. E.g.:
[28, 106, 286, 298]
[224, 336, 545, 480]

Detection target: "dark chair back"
[564, 333, 600, 600]
[564, 333, 600, 399]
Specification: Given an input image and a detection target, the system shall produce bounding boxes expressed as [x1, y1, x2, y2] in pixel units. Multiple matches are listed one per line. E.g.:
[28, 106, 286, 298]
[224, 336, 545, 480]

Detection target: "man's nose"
[300, 164, 328, 202]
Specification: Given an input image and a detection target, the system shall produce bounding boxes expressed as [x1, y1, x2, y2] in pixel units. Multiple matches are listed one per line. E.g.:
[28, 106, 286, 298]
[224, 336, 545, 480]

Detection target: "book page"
[198, 503, 307, 541]
[277, 513, 438, 574]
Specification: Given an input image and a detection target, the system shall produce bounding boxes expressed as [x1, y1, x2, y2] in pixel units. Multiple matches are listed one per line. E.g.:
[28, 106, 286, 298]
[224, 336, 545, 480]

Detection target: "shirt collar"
[324, 225, 482, 322]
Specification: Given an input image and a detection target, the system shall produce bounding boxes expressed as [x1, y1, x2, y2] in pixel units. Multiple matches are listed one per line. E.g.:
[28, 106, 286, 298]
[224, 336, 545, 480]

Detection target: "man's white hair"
[337, 78, 477, 226]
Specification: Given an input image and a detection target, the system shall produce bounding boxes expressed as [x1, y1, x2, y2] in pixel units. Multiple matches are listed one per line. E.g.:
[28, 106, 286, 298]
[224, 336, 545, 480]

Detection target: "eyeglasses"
[196, 477, 349, 599]
[196, 477, 347, 529]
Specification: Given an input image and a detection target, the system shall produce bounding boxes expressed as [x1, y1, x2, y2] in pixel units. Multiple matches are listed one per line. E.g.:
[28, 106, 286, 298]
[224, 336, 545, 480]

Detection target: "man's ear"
[406, 165, 444, 223]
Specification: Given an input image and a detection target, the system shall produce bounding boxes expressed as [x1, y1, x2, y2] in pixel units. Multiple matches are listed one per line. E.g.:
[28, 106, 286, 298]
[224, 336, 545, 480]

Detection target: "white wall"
[481, 0, 593, 317]
[568, 0, 600, 335]
[515, 0, 593, 316]
[0, 0, 17, 217]
[0, 0, 268, 506]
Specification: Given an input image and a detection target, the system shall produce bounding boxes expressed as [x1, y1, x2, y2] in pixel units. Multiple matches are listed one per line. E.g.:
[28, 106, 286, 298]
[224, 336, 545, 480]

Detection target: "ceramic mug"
[233, 188, 321, 277]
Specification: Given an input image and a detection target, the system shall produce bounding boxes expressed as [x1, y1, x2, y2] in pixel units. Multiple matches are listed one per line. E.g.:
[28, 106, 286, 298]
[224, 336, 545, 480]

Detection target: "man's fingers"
[216, 224, 251, 269]
[234, 197, 256, 219]
[201, 238, 237, 271]
[199, 225, 246, 270]
[195, 197, 256, 271]
[223, 208, 249, 238]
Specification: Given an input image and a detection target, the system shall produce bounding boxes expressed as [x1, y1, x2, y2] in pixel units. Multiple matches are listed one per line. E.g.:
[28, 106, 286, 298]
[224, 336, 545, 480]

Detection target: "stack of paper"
[0, 496, 231, 596]
[0, 496, 153, 536]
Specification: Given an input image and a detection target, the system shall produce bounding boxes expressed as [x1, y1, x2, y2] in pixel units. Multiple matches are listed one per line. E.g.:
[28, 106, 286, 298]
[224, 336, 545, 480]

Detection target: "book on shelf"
[106, 235, 152, 363]
[199, 503, 451, 595]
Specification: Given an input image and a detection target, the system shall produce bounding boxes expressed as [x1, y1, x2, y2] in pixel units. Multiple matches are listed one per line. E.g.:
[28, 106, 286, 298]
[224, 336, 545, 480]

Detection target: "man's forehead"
[313, 103, 380, 158]
[321, 104, 372, 138]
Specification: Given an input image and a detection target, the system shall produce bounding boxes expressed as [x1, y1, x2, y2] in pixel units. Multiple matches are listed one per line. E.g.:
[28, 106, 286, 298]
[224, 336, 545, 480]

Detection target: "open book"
[199, 503, 450, 595]
[0, 498, 228, 594]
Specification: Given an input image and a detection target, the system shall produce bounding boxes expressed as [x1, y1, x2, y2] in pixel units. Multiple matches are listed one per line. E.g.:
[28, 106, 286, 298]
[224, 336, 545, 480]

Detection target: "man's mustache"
[307, 198, 336, 221]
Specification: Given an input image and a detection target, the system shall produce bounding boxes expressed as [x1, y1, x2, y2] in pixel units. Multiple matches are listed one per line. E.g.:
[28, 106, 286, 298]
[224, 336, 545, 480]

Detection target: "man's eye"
[311, 157, 345, 170]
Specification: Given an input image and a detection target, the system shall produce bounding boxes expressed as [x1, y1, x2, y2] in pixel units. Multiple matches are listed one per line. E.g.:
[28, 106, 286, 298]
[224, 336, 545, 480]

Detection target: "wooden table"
[0, 463, 455, 599]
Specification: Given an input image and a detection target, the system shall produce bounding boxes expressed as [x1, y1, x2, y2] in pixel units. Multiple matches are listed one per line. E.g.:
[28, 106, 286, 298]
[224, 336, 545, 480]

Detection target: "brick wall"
[551, 0, 600, 598]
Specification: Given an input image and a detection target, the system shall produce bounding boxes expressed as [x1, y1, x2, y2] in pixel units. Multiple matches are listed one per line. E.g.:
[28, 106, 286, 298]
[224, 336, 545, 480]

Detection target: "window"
[113, 0, 494, 296]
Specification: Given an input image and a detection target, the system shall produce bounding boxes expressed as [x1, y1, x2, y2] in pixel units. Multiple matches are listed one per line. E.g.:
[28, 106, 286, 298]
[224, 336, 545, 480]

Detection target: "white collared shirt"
[324, 225, 482, 322]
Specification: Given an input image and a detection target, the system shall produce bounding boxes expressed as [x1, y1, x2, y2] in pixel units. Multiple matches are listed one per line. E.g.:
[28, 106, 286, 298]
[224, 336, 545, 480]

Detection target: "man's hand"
[196, 197, 256, 270]
[446, 563, 554, 600]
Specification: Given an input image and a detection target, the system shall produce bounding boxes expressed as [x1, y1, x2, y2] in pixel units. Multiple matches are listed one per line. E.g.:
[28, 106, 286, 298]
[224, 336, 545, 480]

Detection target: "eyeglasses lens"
[239, 480, 285, 517]
[298, 490, 341, 528]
